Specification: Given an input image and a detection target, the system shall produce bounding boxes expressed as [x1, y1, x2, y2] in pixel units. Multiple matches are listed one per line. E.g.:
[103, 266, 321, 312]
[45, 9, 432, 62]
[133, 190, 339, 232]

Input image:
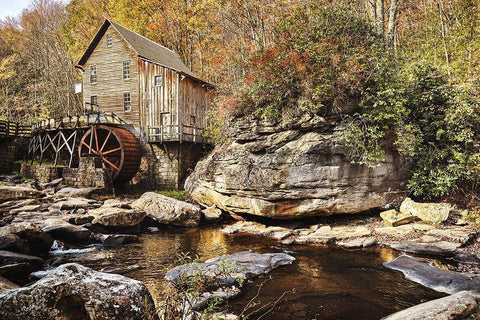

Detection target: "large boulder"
[0, 276, 19, 293]
[0, 186, 42, 202]
[89, 207, 145, 228]
[41, 219, 92, 243]
[399, 198, 451, 225]
[0, 263, 159, 320]
[0, 223, 53, 256]
[132, 192, 201, 227]
[185, 115, 408, 219]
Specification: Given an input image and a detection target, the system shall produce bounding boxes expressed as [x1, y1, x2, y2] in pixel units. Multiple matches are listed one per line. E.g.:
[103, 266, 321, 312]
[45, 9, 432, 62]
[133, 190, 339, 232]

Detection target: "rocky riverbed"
[1, 175, 480, 319]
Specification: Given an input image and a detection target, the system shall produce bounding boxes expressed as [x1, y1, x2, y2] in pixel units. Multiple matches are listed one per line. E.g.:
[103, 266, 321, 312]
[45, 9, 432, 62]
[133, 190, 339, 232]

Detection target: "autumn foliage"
[236, 4, 380, 121]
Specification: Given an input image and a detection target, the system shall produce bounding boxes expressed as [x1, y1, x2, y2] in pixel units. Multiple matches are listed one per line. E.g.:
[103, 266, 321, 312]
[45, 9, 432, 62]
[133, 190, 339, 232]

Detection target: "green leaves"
[346, 59, 480, 199]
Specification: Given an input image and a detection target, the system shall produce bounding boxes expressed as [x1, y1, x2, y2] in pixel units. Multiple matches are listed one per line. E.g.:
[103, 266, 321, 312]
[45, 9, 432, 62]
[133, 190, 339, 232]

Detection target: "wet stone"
[382, 290, 479, 320]
[337, 237, 377, 249]
[384, 255, 480, 294]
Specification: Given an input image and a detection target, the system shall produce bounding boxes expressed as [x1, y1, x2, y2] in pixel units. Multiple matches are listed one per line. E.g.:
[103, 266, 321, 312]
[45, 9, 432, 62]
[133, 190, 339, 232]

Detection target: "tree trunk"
[375, 0, 385, 37]
[387, 0, 399, 51]
[366, 0, 376, 23]
[438, 3, 451, 77]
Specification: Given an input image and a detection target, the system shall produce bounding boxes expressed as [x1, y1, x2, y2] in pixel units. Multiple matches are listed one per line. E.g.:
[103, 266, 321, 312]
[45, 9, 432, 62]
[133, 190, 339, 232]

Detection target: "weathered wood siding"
[82, 25, 140, 129]
[178, 76, 213, 137]
[138, 59, 178, 136]
[138, 58, 214, 140]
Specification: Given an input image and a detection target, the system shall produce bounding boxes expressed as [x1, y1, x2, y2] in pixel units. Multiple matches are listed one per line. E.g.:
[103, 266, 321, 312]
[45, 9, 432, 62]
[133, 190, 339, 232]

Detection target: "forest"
[0, 0, 479, 201]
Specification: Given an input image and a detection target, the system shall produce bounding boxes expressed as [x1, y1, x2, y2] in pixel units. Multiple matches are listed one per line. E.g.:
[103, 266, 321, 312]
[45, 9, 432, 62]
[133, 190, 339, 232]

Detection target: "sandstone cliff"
[186, 113, 409, 219]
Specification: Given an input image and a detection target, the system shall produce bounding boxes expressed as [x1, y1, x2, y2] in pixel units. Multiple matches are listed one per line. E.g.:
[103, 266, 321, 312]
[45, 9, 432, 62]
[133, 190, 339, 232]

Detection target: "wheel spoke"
[100, 130, 112, 152]
[94, 126, 99, 152]
[81, 140, 97, 155]
[102, 146, 122, 155]
[102, 157, 120, 171]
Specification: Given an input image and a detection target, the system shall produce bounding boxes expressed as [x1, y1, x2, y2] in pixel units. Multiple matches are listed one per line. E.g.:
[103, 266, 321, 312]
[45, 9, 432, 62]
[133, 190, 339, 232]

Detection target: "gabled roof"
[76, 19, 208, 84]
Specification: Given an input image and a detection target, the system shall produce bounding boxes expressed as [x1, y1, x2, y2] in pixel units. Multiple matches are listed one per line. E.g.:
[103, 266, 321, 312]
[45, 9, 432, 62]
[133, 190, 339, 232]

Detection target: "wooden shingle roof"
[76, 19, 202, 82]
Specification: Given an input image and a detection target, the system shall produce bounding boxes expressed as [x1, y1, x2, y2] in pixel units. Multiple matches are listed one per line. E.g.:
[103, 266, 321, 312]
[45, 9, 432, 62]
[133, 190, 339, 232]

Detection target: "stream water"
[52, 226, 445, 320]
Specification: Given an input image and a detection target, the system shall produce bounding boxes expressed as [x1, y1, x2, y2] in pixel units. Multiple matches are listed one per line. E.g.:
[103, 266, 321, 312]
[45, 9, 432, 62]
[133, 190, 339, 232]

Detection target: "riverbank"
[0, 176, 479, 319]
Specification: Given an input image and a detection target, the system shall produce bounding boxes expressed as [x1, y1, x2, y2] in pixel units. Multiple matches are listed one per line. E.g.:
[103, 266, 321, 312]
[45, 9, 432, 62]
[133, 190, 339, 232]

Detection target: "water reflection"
[56, 227, 445, 320]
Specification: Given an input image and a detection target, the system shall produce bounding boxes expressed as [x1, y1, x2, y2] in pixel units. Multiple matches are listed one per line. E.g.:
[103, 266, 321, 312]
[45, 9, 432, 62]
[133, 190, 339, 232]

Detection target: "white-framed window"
[90, 65, 97, 84]
[123, 61, 130, 80]
[154, 75, 163, 86]
[90, 95, 98, 107]
[123, 92, 131, 112]
[107, 34, 112, 47]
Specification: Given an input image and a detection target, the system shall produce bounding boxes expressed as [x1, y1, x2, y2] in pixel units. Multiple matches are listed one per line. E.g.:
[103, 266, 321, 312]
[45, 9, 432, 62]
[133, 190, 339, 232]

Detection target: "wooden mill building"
[75, 19, 215, 189]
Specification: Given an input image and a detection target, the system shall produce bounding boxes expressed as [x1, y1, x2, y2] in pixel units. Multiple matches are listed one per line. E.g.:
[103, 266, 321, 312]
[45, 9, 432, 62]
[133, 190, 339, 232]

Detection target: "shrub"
[345, 61, 480, 199]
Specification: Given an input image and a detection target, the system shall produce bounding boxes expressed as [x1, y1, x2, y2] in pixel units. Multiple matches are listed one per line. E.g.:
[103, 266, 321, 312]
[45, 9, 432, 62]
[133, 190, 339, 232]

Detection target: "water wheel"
[78, 125, 141, 183]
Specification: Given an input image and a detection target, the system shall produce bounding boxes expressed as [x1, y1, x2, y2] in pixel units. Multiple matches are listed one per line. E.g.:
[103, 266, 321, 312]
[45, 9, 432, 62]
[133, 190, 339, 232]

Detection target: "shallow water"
[54, 226, 444, 319]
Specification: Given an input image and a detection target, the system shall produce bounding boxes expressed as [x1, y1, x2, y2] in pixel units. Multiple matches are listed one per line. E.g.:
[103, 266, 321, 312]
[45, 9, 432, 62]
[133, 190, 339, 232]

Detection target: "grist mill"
[16, 19, 215, 190]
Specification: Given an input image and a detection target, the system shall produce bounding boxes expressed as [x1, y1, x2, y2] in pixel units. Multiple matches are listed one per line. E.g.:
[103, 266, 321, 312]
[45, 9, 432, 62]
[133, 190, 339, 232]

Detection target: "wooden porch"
[147, 123, 210, 144]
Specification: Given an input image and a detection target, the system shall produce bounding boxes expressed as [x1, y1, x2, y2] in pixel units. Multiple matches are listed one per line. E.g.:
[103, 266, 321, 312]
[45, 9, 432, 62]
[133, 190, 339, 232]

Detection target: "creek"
[52, 226, 445, 319]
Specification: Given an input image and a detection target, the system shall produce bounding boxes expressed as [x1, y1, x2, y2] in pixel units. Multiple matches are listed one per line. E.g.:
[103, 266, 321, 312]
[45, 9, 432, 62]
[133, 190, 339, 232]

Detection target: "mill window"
[107, 34, 112, 47]
[123, 61, 130, 80]
[90, 95, 98, 107]
[123, 92, 131, 112]
[154, 75, 163, 86]
[90, 65, 97, 84]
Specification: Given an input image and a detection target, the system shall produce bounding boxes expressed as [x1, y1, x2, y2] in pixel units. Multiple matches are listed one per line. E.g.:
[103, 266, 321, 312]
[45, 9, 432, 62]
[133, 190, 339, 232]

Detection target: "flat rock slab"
[375, 223, 435, 238]
[165, 251, 295, 286]
[337, 237, 376, 249]
[54, 187, 98, 199]
[101, 199, 132, 208]
[0, 186, 42, 202]
[221, 221, 294, 240]
[0, 263, 159, 320]
[9, 205, 42, 215]
[382, 290, 479, 320]
[0, 250, 43, 269]
[0, 199, 40, 213]
[296, 225, 371, 244]
[388, 238, 462, 256]
[426, 228, 475, 245]
[384, 255, 480, 294]
[95, 233, 139, 246]
[380, 209, 418, 227]
[49, 198, 99, 211]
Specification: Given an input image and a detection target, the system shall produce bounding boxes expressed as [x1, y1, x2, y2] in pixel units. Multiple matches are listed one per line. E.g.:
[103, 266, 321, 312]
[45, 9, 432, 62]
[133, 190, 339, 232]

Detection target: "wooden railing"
[32, 112, 126, 132]
[147, 123, 210, 144]
[0, 120, 31, 138]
